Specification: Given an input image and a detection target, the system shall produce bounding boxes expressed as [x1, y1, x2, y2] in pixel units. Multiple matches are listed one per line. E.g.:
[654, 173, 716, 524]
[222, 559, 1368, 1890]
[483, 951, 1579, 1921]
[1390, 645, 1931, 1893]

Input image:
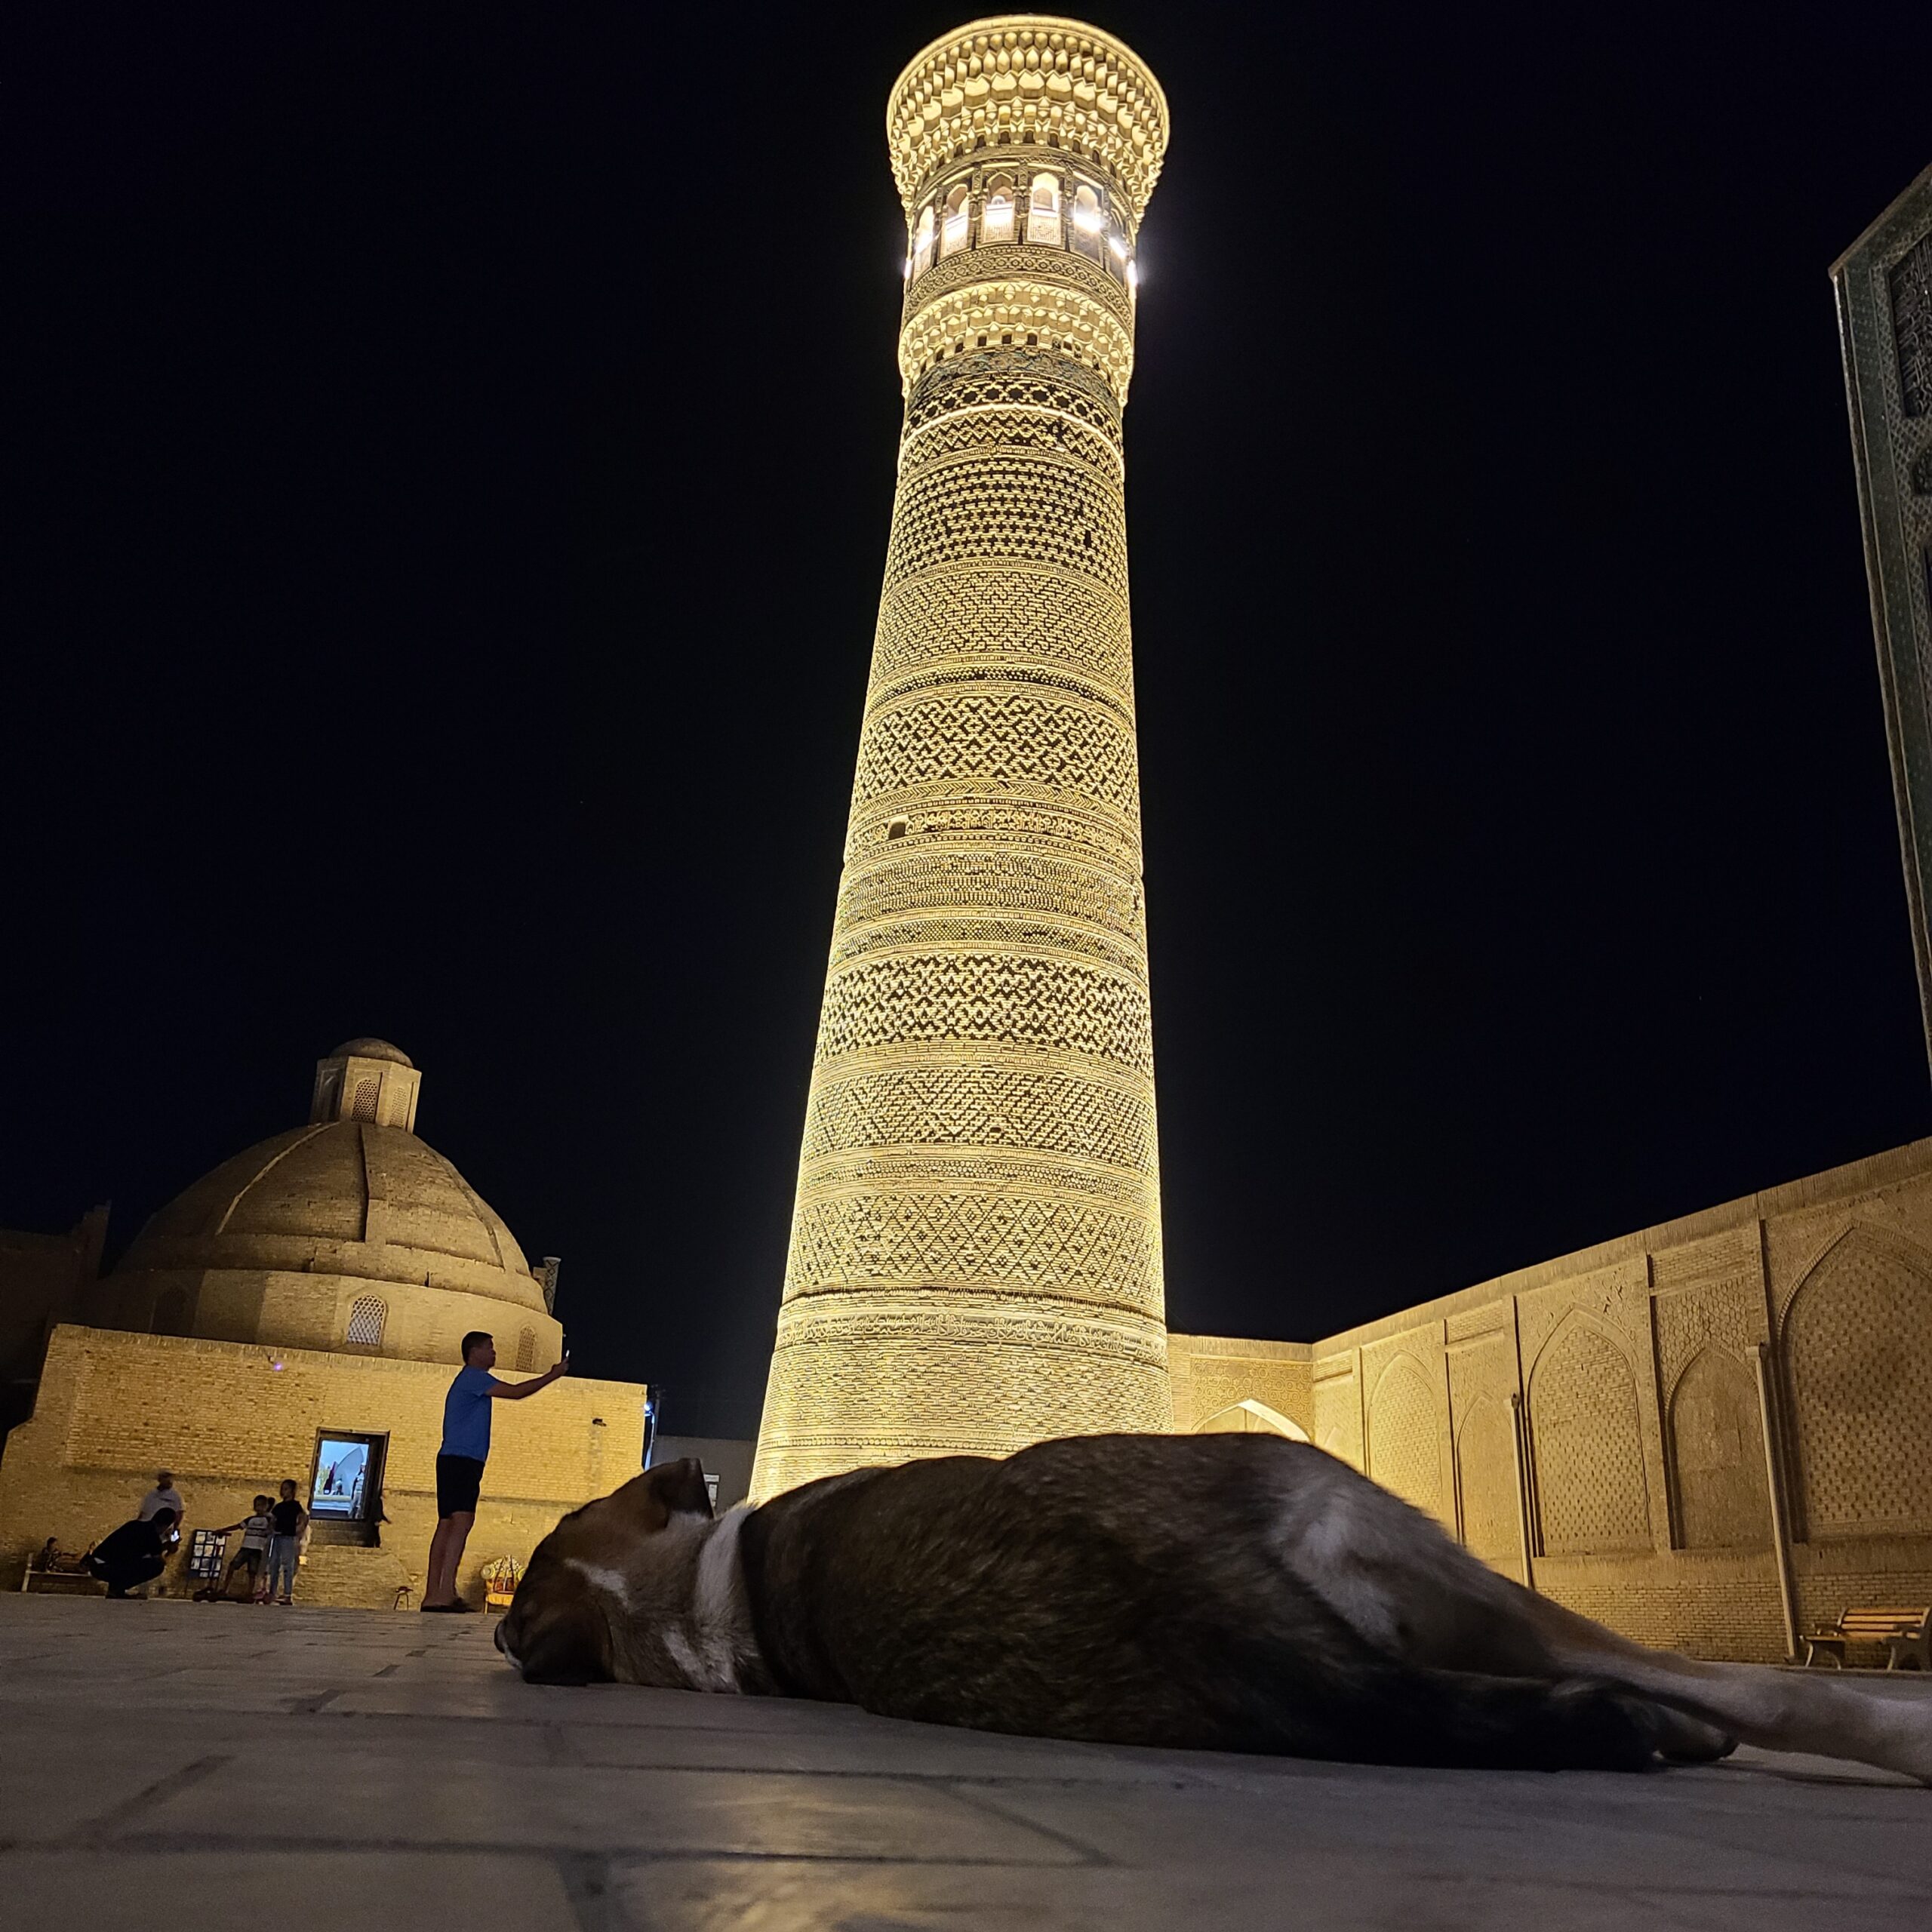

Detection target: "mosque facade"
[1168, 1138, 1932, 1667]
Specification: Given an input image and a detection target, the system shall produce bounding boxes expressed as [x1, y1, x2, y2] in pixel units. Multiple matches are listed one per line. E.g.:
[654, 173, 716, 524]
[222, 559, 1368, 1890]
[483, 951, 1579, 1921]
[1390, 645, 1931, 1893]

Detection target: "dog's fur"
[496, 1435, 1932, 1780]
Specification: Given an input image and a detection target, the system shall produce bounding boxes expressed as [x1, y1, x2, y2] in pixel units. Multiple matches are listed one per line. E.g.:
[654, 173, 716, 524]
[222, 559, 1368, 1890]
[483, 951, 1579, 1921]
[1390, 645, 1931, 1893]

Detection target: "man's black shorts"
[435, 1454, 485, 1517]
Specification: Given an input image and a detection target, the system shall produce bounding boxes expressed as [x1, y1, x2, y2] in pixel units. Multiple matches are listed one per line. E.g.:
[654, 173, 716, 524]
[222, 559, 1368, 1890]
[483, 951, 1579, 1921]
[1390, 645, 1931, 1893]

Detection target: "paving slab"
[0, 1595, 1926, 1930]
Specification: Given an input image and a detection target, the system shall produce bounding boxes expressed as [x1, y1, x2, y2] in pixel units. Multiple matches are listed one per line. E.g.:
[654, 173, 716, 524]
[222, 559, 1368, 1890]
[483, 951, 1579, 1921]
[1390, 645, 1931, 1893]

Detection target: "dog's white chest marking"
[676, 1506, 756, 1694]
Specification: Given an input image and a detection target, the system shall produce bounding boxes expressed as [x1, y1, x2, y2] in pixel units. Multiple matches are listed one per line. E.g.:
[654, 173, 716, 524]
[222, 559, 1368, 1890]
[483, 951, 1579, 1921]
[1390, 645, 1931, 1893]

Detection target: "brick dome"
[115, 1119, 545, 1311]
[92, 1047, 561, 1369]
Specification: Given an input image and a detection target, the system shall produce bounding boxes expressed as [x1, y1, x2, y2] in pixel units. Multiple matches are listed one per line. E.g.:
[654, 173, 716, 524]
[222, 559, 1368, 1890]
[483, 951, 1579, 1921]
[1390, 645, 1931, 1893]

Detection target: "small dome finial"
[312, 1039, 421, 1130]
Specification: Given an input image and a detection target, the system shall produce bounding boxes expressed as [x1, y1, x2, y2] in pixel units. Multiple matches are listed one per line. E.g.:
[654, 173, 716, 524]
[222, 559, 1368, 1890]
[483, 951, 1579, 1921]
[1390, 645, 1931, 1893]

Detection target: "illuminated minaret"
[751, 16, 1171, 1498]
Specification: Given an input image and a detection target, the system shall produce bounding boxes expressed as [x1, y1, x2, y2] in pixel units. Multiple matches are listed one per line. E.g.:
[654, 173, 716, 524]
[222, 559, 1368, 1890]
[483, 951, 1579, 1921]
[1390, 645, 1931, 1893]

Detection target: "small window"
[1027, 173, 1062, 248]
[941, 183, 969, 257]
[515, 1327, 536, 1372]
[886, 817, 909, 841]
[346, 1295, 386, 1348]
[350, 1077, 379, 1121]
[982, 175, 1015, 245]
[912, 205, 936, 278]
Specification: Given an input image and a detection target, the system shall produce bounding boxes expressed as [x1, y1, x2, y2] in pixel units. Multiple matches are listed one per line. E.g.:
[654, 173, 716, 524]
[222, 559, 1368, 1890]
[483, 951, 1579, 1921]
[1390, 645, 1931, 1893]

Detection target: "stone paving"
[0, 1596, 1927, 1930]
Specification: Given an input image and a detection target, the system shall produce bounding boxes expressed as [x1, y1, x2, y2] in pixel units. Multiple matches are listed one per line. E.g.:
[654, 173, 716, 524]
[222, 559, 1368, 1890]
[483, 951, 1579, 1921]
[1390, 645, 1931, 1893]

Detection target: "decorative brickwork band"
[750, 16, 1171, 1500]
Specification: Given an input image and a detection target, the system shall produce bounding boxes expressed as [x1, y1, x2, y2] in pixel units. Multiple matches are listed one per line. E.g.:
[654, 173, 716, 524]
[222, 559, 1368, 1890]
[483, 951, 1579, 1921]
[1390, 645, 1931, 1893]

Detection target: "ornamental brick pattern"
[751, 17, 1171, 1498]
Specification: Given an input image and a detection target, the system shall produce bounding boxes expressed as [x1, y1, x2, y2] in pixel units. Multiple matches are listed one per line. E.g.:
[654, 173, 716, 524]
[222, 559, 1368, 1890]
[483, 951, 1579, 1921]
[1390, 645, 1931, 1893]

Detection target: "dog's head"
[495, 1457, 715, 1686]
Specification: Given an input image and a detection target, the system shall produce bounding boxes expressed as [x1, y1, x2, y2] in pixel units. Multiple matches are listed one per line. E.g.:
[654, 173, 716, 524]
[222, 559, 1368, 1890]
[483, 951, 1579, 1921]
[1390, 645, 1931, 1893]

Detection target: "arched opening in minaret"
[912, 205, 936, 278]
[982, 175, 1015, 244]
[1026, 172, 1062, 248]
[1071, 184, 1104, 260]
[941, 183, 970, 257]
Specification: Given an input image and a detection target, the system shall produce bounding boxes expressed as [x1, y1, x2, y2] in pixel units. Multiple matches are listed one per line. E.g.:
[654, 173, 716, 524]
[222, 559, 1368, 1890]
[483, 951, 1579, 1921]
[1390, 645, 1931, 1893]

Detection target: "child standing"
[207, 1496, 275, 1602]
[266, 1479, 308, 1605]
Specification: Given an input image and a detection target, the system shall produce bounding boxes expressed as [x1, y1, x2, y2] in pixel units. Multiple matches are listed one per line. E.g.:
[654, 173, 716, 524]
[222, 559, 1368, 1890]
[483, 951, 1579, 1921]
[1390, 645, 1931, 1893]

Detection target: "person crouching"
[88, 1507, 177, 1599]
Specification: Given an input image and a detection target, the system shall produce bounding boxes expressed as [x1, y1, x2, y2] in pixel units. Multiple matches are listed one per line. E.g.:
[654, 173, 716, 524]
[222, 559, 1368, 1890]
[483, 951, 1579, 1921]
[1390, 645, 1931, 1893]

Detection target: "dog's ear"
[645, 1457, 714, 1520]
[515, 1597, 612, 1687]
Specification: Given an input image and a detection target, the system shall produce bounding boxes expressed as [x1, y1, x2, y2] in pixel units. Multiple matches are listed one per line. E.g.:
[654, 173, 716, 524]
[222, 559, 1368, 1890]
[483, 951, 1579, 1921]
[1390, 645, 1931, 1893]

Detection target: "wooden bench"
[1801, 1606, 1930, 1671]
[20, 1552, 103, 1595]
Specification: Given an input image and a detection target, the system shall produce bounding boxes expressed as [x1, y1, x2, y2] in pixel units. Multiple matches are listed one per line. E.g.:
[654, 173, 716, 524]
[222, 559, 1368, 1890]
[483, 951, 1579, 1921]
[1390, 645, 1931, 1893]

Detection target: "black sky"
[8, 5, 1932, 1439]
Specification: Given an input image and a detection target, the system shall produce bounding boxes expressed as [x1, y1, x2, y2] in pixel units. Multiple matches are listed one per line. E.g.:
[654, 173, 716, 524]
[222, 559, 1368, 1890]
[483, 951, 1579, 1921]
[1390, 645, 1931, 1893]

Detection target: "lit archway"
[1195, 1398, 1309, 1441]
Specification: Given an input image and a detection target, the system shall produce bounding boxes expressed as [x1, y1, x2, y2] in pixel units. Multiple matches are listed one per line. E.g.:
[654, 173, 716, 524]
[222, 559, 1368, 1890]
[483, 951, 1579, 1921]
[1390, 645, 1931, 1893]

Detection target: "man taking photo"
[423, 1331, 569, 1611]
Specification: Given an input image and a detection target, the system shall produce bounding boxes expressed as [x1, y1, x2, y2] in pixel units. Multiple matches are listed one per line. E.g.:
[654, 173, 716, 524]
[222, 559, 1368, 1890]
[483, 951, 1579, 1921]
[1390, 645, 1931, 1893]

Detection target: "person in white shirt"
[205, 1496, 274, 1603]
[139, 1471, 184, 1521]
[137, 1471, 186, 1559]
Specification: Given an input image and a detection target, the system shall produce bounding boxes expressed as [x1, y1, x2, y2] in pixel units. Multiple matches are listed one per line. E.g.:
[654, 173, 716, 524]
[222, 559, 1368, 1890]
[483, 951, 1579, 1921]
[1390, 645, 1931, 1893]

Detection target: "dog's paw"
[1543, 1681, 1666, 1772]
[1645, 1709, 1737, 1766]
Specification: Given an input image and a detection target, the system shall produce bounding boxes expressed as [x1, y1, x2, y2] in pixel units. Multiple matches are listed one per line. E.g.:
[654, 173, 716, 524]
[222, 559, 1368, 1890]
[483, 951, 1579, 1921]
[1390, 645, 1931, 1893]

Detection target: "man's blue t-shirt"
[441, 1365, 503, 1461]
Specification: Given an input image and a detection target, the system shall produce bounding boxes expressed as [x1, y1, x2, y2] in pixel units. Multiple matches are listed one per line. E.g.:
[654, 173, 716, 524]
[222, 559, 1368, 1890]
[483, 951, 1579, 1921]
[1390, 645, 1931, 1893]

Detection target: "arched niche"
[1367, 1355, 1442, 1519]
[1783, 1226, 1932, 1537]
[982, 174, 1016, 245]
[1071, 183, 1104, 259]
[1454, 1396, 1519, 1563]
[1667, 1348, 1768, 1549]
[940, 182, 970, 257]
[1026, 171, 1063, 248]
[1528, 1314, 1651, 1555]
[1195, 1398, 1309, 1441]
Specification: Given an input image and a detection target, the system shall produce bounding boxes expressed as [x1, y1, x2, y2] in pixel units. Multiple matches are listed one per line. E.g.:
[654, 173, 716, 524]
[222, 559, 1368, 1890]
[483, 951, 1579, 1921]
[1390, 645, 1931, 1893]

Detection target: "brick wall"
[1186, 1140, 1932, 1662]
[0, 1326, 646, 1607]
[1167, 1334, 1312, 1435]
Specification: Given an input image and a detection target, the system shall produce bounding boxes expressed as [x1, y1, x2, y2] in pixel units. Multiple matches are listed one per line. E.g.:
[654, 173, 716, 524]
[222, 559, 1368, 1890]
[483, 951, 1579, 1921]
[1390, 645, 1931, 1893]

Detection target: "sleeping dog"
[496, 1435, 1932, 1780]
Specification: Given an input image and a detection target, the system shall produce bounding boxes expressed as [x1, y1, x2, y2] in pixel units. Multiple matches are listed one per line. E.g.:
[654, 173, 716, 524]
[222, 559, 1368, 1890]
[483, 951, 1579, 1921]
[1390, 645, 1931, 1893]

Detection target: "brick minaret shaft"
[751, 17, 1171, 1499]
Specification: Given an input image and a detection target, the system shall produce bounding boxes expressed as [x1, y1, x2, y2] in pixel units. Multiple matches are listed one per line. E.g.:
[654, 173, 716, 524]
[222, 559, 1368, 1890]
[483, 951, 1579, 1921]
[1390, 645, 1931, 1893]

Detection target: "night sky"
[10, 5, 1932, 1439]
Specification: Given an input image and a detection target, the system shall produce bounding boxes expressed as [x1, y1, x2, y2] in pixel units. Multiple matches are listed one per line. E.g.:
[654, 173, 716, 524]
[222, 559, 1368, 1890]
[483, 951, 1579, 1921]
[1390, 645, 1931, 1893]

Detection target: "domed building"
[0, 1042, 644, 1607]
[93, 1040, 563, 1377]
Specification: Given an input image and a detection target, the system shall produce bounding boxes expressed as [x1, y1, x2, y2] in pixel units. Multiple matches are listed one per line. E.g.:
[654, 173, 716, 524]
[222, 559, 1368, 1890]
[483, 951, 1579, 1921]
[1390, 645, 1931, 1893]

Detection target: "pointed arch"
[1667, 1347, 1767, 1549]
[1026, 171, 1062, 248]
[981, 174, 1015, 245]
[1071, 183, 1104, 259]
[1454, 1396, 1520, 1562]
[940, 182, 970, 257]
[1783, 1224, 1932, 1537]
[1367, 1354, 1442, 1519]
[1195, 1398, 1309, 1441]
[1528, 1311, 1651, 1555]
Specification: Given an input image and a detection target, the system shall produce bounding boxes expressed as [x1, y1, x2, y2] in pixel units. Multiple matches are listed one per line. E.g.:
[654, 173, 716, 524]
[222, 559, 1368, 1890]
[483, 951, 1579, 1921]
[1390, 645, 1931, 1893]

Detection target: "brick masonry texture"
[0, 1327, 646, 1607]
[752, 21, 1173, 1500]
[1270, 1139, 1932, 1662]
